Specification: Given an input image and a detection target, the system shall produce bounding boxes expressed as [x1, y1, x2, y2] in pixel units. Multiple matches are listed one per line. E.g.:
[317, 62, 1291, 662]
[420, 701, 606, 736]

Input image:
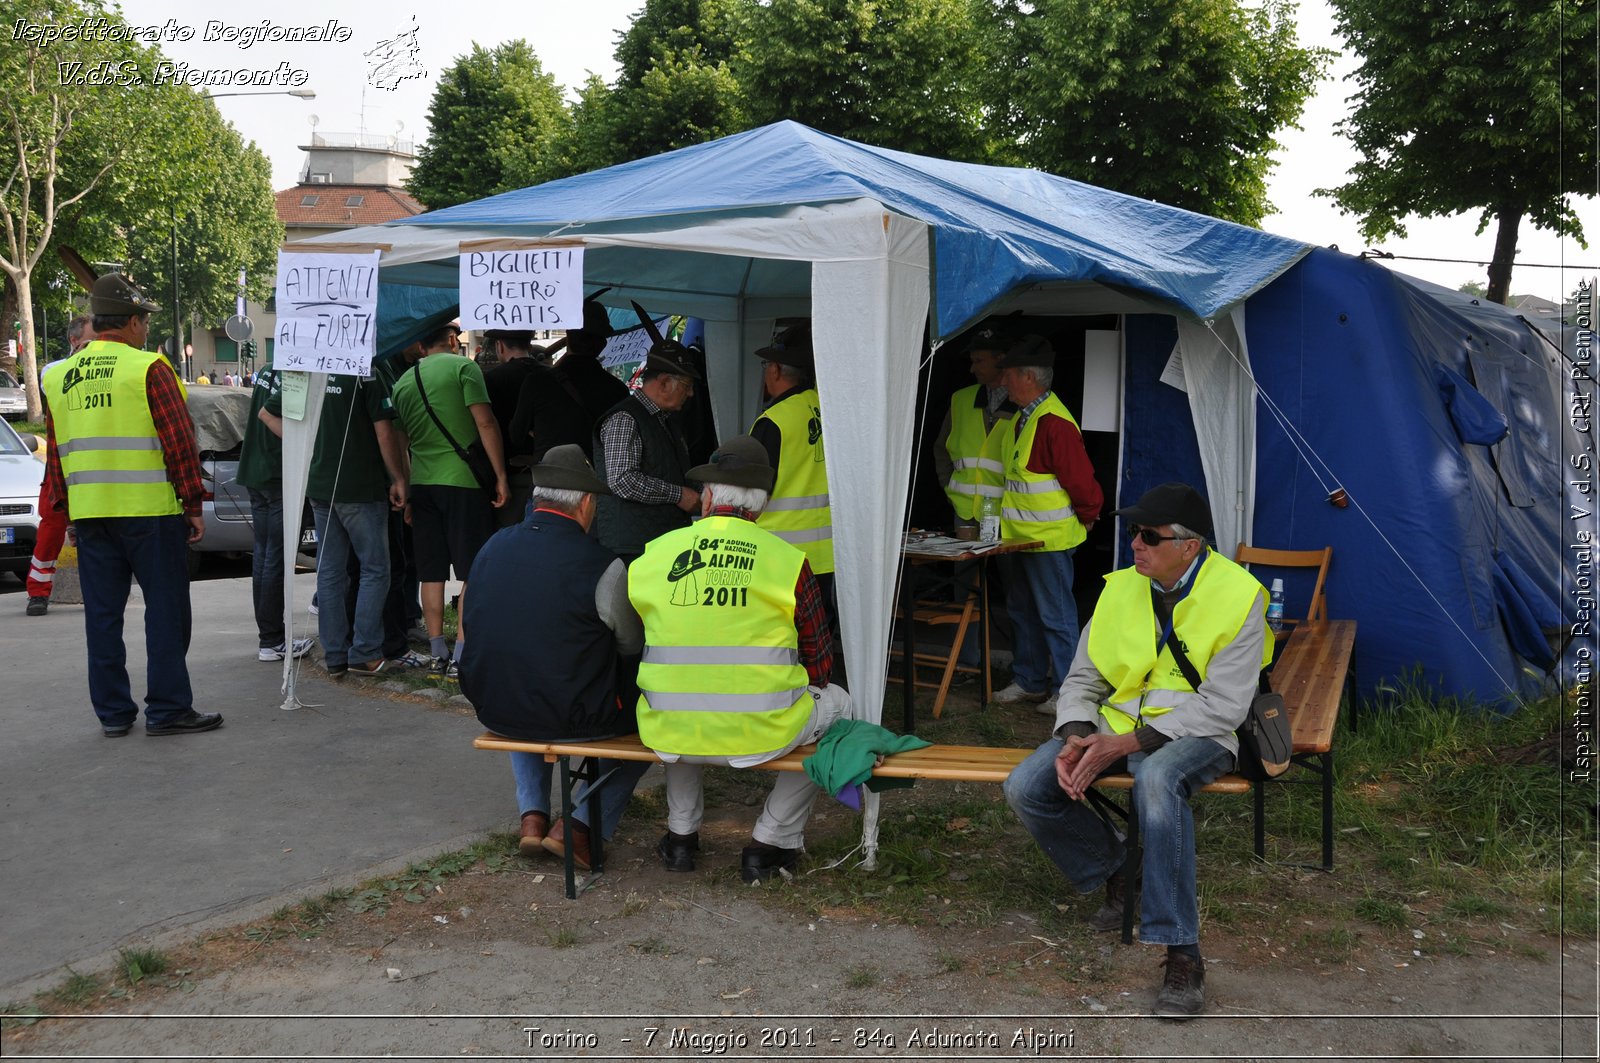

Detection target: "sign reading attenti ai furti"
[274, 249, 381, 375]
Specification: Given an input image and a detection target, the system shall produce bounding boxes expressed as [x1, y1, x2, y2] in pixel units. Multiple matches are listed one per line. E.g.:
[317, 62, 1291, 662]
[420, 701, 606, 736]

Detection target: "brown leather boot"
[540, 817, 593, 870]
[518, 811, 549, 856]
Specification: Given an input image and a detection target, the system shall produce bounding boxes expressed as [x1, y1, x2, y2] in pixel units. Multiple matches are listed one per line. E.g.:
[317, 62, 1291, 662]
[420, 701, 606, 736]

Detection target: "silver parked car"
[0, 417, 43, 575]
[0, 369, 27, 421]
[186, 385, 316, 573]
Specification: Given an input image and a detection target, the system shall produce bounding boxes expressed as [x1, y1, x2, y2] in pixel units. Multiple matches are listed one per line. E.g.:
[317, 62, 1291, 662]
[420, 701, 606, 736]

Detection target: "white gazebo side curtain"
[1172, 307, 1256, 556]
[278, 377, 327, 706]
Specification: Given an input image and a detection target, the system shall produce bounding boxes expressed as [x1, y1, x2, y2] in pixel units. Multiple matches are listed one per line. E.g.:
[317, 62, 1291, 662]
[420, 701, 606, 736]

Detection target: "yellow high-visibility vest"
[630, 515, 812, 757]
[43, 342, 181, 519]
[1000, 391, 1087, 551]
[1086, 551, 1271, 733]
[942, 384, 1008, 520]
[752, 387, 833, 574]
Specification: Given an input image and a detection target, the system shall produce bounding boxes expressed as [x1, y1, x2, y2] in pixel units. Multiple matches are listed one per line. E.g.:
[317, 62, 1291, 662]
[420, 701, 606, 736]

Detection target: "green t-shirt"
[389, 353, 491, 488]
[236, 367, 282, 490]
[268, 373, 396, 503]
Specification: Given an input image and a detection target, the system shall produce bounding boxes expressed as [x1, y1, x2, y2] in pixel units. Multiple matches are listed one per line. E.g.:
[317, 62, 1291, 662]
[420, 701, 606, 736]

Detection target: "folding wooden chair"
[1233, 544, 1333, 629]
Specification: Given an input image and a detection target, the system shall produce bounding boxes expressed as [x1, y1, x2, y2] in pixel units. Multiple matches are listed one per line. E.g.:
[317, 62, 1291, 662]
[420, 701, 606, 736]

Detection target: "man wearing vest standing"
[593, 339, 701, 564]
[749, 323, 842, 659]
[1003, 483, 1270, 1018]
[991, 334, 1103, 708]
[935, 324, 1014, 532]
[631, 436, 852, 883]
[41, 274, 221, 737]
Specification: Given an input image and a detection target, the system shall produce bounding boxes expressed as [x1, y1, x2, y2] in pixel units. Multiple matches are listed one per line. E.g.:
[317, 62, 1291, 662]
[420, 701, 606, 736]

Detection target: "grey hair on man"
[702, 483, 769, 515]
[531, 486, 587, 512]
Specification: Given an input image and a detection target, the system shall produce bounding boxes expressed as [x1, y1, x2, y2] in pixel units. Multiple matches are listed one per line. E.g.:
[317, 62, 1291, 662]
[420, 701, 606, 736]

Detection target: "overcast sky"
[110, 0, 1598, 302]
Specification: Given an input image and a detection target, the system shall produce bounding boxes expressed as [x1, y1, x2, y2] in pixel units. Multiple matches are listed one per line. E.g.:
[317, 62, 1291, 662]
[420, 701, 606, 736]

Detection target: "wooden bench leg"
[1253, 779, 1266, 862]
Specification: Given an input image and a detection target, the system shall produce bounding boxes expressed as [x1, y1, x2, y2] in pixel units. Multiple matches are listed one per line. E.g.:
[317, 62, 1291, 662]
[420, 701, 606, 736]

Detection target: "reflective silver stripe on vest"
[763, 492, 829, 511]
[1005, 476, 1066, 495]
[65, 469, 171, 486]
[951, 457, 1003, 473]
[57, 436, 162, 456]
[641, 687, 810, 713]
[773, 525, 833, 544]
[948, 482, 1004, 497]
[642, 645, 802, 667]
[1002, 504, 1076, 523]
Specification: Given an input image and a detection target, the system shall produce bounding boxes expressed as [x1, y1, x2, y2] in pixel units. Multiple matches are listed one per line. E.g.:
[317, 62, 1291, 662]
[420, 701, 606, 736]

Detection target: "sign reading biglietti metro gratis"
[458, 243, 585, 331]
[273, 250, 380, 375]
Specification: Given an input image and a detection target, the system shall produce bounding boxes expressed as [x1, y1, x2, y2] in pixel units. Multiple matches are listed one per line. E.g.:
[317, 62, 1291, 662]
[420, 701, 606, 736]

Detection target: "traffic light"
[242, 339, 257, 364]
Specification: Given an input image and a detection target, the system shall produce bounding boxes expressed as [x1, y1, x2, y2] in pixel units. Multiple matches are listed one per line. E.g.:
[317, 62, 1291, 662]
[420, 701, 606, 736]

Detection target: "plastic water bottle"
[1267, 578, 1286, 633]
[979, 494, 1001, 544]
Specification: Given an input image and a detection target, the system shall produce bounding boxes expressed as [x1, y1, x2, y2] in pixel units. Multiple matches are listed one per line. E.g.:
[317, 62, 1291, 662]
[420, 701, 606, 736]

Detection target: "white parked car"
[0, 417, 43, 575]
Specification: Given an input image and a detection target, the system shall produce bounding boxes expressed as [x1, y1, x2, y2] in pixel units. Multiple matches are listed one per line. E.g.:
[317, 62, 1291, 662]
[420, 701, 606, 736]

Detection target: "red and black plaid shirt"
[45, 353, 203, 519]
[707, 505, 834, 686]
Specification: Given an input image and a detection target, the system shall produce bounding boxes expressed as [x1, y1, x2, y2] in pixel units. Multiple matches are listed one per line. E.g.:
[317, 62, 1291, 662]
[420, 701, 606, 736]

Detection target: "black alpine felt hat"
[89, 273, 161, 316]
[754, 323, 813, 373]
[997, 333, 1056, 369]
[1114, 482, 1213, 536]
[529, 444, 611, 495]
[686, 435, 776, 492]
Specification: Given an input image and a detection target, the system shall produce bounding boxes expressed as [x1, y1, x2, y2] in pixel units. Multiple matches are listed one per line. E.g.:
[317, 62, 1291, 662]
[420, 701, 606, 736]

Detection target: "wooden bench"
[474, 618, 1356, 928]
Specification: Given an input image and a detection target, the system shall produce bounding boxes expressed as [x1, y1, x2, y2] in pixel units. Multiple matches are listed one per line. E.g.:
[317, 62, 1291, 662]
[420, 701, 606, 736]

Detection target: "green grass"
[116, 947, 169, 985]
[783, 686, 1590, 963]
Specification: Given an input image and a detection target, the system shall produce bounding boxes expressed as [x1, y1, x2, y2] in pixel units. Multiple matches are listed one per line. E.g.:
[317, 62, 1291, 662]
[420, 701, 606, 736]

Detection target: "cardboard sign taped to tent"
[274, 247, 381, 375]
[459, 239, 584, 331]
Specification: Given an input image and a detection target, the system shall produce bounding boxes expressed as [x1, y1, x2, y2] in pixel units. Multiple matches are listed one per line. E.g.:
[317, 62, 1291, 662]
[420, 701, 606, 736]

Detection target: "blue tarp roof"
[399, 121, 1310, 338]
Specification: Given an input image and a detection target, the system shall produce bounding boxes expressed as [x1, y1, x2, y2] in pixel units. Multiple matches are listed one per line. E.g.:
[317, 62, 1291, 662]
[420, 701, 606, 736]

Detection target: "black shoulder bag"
[1158, 599, 1293, 781]
[410, 363, 497, 495]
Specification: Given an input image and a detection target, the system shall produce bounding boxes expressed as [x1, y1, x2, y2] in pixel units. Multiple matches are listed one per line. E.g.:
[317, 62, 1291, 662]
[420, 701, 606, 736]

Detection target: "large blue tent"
[319, 120, 1579, 723]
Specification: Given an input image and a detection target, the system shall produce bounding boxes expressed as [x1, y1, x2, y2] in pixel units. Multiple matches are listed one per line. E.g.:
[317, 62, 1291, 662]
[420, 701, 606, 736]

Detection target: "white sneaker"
[258, 637, 315, 662]
[993, 681, 1050, 705]
[1033, 697, 1058, 717]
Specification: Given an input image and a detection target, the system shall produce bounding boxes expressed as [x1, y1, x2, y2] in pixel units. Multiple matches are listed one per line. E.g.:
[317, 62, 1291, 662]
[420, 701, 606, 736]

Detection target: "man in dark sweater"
[459, 446, 649, 868]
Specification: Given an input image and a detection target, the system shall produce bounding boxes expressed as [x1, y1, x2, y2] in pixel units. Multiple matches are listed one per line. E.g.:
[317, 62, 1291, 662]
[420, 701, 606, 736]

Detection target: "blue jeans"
[1006, 548, 1078, 694]
[1003, 733, 1232, 947]
[74, 515, 194, 728]
[310, 499, 390, 668]
[511, 752, 649, 841]
[248, 486, 286, 648]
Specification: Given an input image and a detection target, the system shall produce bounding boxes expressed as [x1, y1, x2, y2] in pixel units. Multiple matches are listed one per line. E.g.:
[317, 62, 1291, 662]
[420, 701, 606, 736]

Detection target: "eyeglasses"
[1130, 525, 1184, 547]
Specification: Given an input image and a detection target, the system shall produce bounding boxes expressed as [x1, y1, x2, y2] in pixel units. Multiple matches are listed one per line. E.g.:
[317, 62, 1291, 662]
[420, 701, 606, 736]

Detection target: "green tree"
[985, 0, 1326, 225]
[552, 0, 746, 176]
[1324, 0, 1596, 304]
[405, 41, 571, 210]
[731, 0, 992, 162]
[0, 0, 152, 418]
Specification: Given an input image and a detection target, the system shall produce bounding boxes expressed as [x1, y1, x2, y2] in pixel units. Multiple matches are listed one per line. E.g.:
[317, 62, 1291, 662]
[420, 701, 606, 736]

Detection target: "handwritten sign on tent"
[599, 319, 669, 370]
[274, 249, 381, 375]
[458, 242, 584, 331]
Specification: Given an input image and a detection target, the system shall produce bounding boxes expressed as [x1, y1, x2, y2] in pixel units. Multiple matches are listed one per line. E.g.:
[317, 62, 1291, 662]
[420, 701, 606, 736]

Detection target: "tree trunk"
[10, 273, 43, 421]
[1486, 205, 1524, 305]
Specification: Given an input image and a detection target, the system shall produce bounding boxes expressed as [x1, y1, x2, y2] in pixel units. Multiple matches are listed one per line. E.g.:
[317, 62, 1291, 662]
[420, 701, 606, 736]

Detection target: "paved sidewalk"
[0, 572, 505, 997]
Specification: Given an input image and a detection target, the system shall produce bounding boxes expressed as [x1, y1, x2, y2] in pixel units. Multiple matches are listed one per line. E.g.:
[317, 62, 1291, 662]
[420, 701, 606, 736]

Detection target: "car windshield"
[0, 418, 29, 455]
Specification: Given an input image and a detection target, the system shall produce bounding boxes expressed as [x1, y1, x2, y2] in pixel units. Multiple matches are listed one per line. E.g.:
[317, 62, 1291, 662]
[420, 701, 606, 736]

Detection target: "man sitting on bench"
[1002, 482, 1269, 1019]
[459, 445, 650, 870]
[630, 435, 852, 884]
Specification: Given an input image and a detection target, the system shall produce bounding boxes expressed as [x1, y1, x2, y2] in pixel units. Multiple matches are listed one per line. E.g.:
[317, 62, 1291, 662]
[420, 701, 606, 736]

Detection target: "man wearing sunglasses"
[1002, 482, 1271, 1018]
[990, 334, 1103, 707]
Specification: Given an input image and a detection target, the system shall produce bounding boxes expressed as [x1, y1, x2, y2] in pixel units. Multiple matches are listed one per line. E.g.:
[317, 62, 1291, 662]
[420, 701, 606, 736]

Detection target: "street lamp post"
[204, 89, 317, 100]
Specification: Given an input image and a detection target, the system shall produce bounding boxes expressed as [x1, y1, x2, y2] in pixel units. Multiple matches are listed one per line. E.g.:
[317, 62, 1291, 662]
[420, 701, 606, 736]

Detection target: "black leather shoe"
[145, 710, 223, 736]
[740, 842, 799, 883]
[102, 722, 132, 738]
[657, 830, 699, 872]
[1154, 951, 1206, 1019]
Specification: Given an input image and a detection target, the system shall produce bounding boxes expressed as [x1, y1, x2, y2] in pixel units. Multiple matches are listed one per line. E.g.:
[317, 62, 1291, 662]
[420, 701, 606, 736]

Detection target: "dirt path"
[9, 818, 1595, 1061]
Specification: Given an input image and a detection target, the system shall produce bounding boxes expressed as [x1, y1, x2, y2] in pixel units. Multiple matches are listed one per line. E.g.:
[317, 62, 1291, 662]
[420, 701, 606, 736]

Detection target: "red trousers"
[26, 480, 67, 600]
